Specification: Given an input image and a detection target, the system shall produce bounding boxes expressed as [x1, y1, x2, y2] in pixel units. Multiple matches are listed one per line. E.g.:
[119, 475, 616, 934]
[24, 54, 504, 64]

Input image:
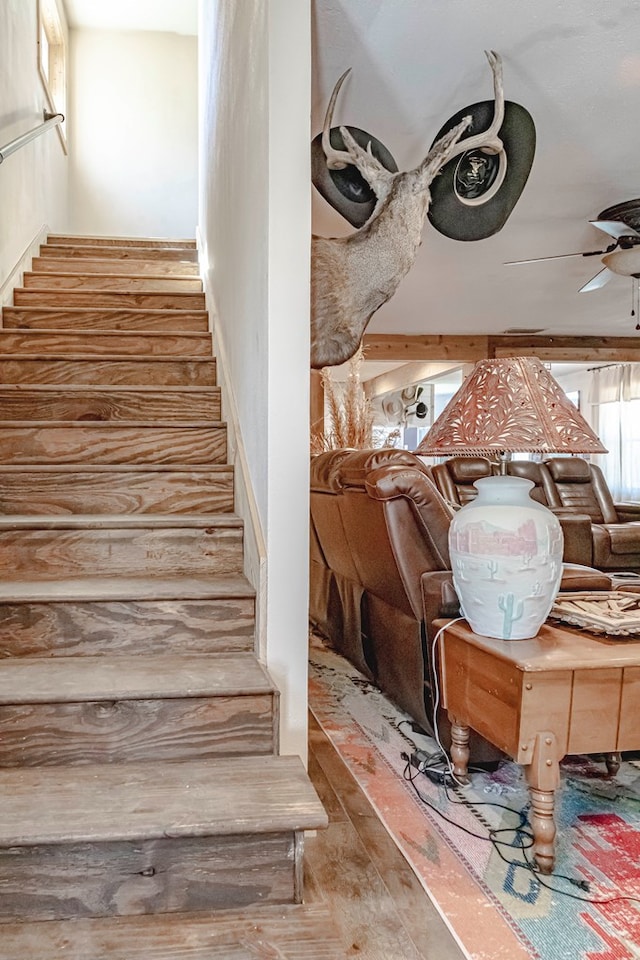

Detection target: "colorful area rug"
[309, 633, 640, 960]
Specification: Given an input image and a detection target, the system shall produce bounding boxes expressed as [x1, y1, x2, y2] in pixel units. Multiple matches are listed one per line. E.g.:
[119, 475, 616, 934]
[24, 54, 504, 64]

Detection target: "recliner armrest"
[614, 502, 640, 522]
[552, 512, 593, 566]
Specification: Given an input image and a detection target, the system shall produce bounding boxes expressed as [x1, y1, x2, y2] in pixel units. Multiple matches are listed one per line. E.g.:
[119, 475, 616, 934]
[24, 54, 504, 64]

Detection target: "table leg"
[524, 731, 560, 875]
[448, 715, 470, 784]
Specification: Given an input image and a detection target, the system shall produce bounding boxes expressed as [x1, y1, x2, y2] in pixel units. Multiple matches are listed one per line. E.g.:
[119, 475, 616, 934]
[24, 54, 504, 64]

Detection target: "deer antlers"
[310, 51, 506, 369]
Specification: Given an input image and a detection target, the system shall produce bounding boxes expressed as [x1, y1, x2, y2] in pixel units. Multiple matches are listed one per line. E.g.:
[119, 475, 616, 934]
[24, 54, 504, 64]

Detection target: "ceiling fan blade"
[578, 267, 616, 293]
[589, 219, 640, 239]
[505, 252, 593, 266]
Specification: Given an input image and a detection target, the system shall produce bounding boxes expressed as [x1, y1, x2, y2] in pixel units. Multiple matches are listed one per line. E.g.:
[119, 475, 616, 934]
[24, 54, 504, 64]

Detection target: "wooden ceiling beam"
[363, 333, 640, 362]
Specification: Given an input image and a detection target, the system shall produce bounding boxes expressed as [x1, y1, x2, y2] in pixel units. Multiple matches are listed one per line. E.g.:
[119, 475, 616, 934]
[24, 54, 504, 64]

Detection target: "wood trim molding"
[362, 333, 640, 363]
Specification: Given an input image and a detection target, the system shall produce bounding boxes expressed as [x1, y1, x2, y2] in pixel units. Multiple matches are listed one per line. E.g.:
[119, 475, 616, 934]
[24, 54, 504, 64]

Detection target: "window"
[38, 0, 67, 151]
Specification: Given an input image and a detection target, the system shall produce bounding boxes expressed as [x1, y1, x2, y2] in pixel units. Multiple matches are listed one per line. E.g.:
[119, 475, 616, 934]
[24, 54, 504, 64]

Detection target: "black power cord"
[401, 753, 640, 906]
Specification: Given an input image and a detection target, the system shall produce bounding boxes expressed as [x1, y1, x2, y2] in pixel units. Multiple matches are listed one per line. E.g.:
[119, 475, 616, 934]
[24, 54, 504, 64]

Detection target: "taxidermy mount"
[310, 51, 505, 369]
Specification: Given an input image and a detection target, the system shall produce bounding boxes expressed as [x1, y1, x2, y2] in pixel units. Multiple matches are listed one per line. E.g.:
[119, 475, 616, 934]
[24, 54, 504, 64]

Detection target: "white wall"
[69, 28, 197, 238]
[0, 0, 68, 298]
[199, 0, 311, 759]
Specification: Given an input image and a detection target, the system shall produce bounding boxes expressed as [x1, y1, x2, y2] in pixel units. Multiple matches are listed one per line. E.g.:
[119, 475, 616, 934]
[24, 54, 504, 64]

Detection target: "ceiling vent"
[501, 327, 546, 334]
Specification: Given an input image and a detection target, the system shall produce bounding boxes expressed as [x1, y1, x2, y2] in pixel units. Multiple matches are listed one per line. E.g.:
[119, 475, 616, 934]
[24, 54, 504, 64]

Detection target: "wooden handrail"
[0, 111, 64, 165]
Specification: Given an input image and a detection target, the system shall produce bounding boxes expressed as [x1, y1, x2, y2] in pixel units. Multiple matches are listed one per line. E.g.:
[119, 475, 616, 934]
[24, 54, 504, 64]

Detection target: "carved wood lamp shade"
[415, 356, 607, 458]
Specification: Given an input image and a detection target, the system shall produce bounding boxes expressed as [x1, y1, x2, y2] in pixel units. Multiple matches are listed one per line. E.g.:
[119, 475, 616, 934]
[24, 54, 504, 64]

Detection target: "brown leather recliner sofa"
[309, 448, 611, 757]
[431, 456, 595, 567]
[431, 455, 640, 573]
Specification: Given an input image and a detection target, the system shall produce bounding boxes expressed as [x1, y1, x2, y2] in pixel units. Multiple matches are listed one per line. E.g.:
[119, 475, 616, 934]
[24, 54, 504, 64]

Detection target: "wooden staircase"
[0, 235, 341, 958]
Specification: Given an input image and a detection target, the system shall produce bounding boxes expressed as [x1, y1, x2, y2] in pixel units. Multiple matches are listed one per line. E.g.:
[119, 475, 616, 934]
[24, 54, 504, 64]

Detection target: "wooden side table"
[436, 618, 640, 873]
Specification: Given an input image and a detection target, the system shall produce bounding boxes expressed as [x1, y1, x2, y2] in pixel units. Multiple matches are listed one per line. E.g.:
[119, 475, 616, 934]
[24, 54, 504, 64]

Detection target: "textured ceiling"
[311, 0, 640, 343]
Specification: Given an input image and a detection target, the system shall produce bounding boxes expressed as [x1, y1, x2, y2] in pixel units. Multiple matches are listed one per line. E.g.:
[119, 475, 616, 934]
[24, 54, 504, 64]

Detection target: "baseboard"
[0, 224, 49, 310]
[196, 227, 268, 662]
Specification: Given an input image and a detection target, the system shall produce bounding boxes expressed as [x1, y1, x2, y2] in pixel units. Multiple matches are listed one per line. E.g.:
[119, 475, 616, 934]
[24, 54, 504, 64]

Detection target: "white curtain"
[590, 365, 640, 501]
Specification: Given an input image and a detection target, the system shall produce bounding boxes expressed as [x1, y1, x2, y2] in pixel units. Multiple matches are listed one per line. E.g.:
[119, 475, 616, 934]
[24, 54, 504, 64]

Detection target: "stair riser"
[0, 470, 233, 514]
[40, 245, 198, 263]
[0, 332, 211, 357]
[0, 425, 226, 465]
[0, 358, 217, 386]
[0, 832, 299, 922]
[47, 236, 197, 250]
[14, 290, 206, 309]
[0, 598, 255, 657]
[0, 528, 243, 579]
[32, 257, 200, 277]
[0, 695, 275, 767]
[23, 274, 203, 293]
[2, 307, 209, 332]
[0, 390, 221, 422]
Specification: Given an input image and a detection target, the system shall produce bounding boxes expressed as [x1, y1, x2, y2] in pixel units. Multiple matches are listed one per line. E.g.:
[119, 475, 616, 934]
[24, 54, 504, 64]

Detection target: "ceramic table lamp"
[415, 357, 607, 640]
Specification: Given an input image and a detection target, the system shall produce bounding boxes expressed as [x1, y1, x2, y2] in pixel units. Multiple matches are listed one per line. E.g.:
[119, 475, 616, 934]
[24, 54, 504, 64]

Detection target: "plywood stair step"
[0, 755, 327, 922]
[0, 464, 234, 514]
[14, 289, 205, 309]
[47, 234, 197, 249]
[0, 328, 211, 356]
[0, 385, 221, 421]
[0, 421, 227, 464]
[0, 903, 345, 960]
[0, 573, 256, 657]
[32, 256, 201, 277]
[0, 653, 277, 766]
[0, 514, 244, 579]
[40, 242, 199, 262]
[0, 355, 217, 385]
[23, 272, 203, 292]
[2, 305, 209, 332]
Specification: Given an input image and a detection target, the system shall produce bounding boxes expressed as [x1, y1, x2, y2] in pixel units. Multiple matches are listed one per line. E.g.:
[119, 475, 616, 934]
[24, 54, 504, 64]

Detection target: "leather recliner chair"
[431, 456, 595, 568]
[545, 457, 640, 572]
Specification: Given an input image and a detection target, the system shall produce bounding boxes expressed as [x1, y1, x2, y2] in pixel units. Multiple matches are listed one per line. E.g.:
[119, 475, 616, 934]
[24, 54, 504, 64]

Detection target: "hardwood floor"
[306, 712, 466, 960]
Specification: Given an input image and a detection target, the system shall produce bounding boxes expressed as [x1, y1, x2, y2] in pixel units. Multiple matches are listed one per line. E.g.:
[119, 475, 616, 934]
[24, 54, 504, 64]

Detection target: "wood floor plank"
[0, 903, 346, 960]
[307, 713, 466, 960]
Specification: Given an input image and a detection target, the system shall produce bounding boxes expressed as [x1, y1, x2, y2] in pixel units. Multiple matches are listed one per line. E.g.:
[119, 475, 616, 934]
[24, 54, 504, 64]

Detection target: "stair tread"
[0, 327, 209, 339]
[0, 463, 230, 472]
[0, 419, 223, 427]
[0, 653, 274, 703]
[0, 903, 345, 959]
[0, 513, 241, 529]
[0, 755, 327, 845]
[0, 384, 219, 393]
[0, 573, 255, 601]
[3, 306, 207, 317]
[0, 354, 214, 362]
[47, 234, 197, 247]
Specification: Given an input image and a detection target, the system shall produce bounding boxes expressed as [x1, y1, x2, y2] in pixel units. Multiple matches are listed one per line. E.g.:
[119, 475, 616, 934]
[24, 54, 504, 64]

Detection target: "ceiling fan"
[506, 199, 640, 294]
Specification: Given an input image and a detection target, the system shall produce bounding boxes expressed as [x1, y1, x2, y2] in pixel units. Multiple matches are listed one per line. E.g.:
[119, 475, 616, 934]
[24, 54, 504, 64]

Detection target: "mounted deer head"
[311, 51, 505, 369]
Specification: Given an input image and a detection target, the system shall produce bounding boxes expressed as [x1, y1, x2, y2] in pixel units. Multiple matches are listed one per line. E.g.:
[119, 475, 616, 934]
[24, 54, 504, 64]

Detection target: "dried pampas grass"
[311, 346, 398, 453]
